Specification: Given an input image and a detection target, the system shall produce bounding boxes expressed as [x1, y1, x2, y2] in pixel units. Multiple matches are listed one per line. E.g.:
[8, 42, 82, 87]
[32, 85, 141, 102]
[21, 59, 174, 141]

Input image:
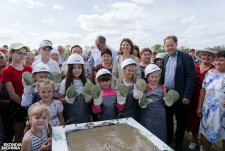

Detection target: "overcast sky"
[0, 0, 225, 50]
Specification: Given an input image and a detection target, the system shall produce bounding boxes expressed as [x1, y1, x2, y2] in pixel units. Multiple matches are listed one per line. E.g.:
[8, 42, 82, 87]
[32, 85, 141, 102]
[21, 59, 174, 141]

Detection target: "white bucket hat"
[195, 47, 216, 60]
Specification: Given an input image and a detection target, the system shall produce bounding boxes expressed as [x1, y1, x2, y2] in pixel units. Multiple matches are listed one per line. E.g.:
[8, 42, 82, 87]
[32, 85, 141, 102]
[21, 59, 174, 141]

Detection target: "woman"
[94, 48, 113, 81]
[197, 51, 225, 151]
[186, 47, 215, 150]
[25, 51, 35, 67]
[112, 38, 141, 83]
[139, 48, 152, 82]
[133, 45, 140, 59]
[0, 43, 32, 143]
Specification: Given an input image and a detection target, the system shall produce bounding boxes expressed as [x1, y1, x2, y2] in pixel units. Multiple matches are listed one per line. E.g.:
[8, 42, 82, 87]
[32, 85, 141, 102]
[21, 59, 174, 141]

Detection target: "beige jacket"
[112, 55, 141, 82]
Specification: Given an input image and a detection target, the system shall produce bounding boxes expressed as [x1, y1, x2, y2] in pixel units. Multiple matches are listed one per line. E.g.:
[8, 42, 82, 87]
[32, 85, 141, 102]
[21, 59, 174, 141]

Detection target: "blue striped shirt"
[164, 51, 178, 90]
[25, 128, 48, 151]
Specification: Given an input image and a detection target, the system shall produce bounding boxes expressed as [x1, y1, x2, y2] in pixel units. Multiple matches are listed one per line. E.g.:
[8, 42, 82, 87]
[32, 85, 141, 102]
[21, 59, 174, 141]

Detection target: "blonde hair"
[123, 64, 137, 81]
[37, 79, 55, 92]
[24, 105, 51, 134]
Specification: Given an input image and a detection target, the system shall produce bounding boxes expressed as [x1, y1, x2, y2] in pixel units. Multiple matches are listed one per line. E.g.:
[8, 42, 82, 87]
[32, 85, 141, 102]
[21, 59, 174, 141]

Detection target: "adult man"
[160, 35, 195, 151]
[57, 45, 65, 66]
[87, 35, 117, 69]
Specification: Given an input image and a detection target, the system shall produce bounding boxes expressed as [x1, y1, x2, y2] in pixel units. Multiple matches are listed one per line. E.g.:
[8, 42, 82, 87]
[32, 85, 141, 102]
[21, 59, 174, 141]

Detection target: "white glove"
[65, 85, 79, 104]
[83, 93, 92, 103]
[23, 85, 35, 94]
[116, 84, 129, 105]
[133, 85, 143, 100]
[90, 86, 102, 106]
[93, 94, 103, 106]
[65, 96, 75, 104]
[139, 95, 154, 108]
[133, 78, 147, 100]
[117, 91, 126, 105]
[54, 83, 60, 91]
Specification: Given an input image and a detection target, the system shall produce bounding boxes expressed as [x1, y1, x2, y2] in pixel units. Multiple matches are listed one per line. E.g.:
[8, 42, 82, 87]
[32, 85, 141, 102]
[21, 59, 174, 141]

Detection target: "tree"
[178, 46, 189, 54]
[213, 45, 225, 52]
[151, 44, 165, 52]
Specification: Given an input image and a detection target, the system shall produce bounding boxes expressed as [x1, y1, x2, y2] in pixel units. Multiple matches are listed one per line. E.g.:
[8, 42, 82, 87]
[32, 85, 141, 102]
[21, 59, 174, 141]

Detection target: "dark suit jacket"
[161, 50, 195, 100]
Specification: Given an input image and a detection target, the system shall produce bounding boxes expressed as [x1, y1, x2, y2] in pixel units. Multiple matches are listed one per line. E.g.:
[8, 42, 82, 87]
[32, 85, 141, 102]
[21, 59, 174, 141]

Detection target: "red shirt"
[0, 65, 32, 97]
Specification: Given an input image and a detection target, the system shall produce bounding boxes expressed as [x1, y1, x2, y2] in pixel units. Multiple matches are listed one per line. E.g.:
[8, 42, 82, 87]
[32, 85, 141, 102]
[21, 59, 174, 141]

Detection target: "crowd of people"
[0, 35, 224, 151]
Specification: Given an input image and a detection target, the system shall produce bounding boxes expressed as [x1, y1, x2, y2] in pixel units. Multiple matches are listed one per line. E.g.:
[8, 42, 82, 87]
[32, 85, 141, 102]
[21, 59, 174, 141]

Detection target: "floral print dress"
[199, 69, 225, 142]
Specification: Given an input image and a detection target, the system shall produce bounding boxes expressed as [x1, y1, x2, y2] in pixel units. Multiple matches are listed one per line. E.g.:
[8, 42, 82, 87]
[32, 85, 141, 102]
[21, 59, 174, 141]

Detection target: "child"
[92, 68, 118, 121]
[29, 79, 64, 127]
[1, 43, 32, 143]
[21, 105, 51, 151]
[139, 64, 167, 143]
[116, 58, 139, 121]
[32, 40, 60, 73]
[21, 63, 50, 107]
[58, 54, 91, 124]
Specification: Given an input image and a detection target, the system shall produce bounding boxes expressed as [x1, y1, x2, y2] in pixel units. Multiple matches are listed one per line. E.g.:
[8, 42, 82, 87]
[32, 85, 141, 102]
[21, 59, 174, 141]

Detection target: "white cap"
[145, 64, 161, 76]
[39, 40, 52, 49]
[121, 58, 136, 69]
[66, 54, 84, 65]
[96, 68, 111, 80]
[155, 53, 167, 59]
[32, 63, 50, 74]
[51, 48, 59, 55]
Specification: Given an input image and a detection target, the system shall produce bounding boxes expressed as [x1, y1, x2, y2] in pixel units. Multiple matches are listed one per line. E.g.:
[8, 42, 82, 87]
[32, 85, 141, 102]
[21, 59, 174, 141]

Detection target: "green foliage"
[151, 44, 166, 53]
[213, 45, 225, 52]
[178, 46, 189, 54]
[62, 45, 71, 59]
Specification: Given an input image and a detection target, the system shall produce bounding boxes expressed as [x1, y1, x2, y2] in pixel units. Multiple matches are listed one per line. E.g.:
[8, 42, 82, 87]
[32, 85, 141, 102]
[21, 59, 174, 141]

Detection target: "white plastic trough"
[52, 118, 173, 151]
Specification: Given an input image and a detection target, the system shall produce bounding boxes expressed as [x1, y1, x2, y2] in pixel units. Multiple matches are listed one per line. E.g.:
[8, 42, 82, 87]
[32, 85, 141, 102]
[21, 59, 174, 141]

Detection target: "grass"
[170, 118, 223, 151]
[182, 132, 223, 151]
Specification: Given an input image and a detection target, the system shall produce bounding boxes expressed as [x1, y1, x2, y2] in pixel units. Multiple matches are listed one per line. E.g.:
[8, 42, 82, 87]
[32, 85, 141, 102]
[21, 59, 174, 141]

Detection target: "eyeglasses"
[16, 51, 27, 56]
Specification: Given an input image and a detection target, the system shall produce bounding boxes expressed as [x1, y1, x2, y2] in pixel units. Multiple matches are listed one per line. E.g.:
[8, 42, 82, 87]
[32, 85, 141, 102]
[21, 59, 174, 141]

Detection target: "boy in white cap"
[21, 63, 50, 107]
[32, 40, 60, 73]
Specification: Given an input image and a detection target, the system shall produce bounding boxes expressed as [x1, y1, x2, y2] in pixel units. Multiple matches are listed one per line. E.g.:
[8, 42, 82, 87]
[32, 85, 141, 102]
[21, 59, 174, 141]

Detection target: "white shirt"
[87, 47, 118, 69]
[32, 58, 60, 73]
[59, 79, 84, 95]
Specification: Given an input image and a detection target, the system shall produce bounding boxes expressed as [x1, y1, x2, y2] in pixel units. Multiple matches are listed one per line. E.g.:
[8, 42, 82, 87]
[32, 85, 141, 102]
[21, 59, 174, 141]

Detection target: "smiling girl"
[29, 79, 64, 127]
[1, 43, 32, 143]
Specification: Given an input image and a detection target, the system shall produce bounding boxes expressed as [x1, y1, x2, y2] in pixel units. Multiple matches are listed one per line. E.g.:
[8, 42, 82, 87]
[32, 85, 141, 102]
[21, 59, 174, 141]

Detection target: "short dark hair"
[71, 45, 82, 52]
[140, 48, 152, 56]
[97, 36, 106, 44]
[164, 35, 178, 44]
[97, 74, 111, 82]
[189, 49, 195, 52]
[101, 48, 112, 57]
[215, 51, 225, 59]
